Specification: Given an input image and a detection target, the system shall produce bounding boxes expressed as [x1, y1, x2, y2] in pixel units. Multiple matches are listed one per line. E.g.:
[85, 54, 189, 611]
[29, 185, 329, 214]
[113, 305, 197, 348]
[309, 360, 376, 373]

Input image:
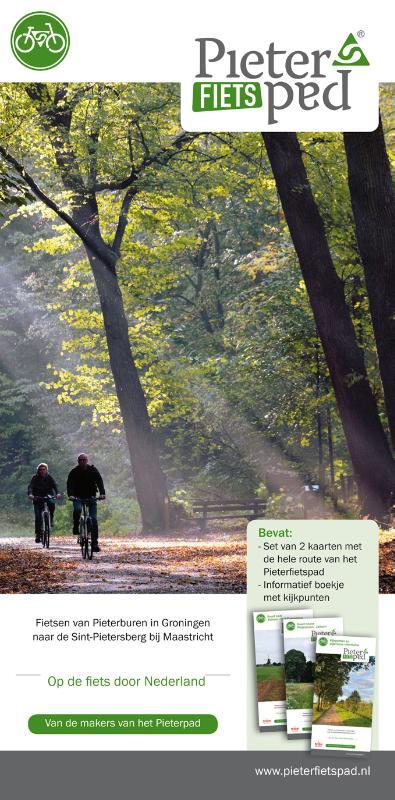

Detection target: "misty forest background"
[0, 83, 394, 535]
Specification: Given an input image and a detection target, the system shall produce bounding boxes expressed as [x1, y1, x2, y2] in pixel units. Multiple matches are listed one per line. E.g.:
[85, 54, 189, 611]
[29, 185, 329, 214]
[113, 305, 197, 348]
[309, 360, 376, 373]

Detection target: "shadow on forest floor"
[0, 530, 246, 594]
[1, 525, 393, 594]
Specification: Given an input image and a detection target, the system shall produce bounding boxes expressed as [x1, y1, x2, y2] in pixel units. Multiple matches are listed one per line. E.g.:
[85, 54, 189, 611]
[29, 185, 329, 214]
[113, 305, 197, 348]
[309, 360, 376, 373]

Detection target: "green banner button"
[325, 744, 356, 749]
[275, 719, 286, 723]
[28, 714, 218, 734]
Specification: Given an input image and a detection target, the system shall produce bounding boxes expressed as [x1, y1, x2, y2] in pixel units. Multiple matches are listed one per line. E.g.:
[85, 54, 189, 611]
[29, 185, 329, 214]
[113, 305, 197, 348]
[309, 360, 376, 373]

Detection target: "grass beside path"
[286, 683, 314, 710]
[335, 705, 372, 727]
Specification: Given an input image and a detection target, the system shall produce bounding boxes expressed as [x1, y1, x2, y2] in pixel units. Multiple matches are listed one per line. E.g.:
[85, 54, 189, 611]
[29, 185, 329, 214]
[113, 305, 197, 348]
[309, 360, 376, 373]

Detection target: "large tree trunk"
[18, 85, 176, 531]
[344, 121, 395, 448]
[263, 132, 395, 517]
[74, 204, 168, 532]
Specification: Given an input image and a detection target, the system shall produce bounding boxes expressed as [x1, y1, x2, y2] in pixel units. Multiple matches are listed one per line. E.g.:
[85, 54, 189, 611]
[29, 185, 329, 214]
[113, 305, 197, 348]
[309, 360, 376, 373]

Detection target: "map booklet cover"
[283, 617, 343, 739]
[253, 609, 312, 731]
[311, 635, 376, 755]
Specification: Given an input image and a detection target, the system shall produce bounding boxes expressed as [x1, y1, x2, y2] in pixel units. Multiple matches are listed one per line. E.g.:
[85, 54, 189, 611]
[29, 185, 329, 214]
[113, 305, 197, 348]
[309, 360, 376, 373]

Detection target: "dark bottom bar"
[0, 750, 384, 800]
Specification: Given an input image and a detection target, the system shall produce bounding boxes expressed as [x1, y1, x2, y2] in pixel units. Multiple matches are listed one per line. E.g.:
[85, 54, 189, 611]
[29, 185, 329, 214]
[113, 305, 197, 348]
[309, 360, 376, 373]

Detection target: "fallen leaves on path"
[0, 531, 246, 594]
[0, 548, 76, 593]
[2, 530, 393, 594]
[379, 536, 395, 594]
[109, 535, 246, 594]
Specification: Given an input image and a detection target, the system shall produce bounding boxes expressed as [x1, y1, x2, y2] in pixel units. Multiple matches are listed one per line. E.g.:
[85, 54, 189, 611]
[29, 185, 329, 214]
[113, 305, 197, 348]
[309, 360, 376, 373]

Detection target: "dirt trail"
[257, 679, 286, 702]
[315, 705, 343, 725]
[0, 532, 246, 593]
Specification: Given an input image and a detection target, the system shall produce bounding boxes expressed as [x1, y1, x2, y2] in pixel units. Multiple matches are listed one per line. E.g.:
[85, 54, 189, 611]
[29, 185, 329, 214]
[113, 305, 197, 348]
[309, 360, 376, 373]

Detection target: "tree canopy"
[0, 82, 394, 529]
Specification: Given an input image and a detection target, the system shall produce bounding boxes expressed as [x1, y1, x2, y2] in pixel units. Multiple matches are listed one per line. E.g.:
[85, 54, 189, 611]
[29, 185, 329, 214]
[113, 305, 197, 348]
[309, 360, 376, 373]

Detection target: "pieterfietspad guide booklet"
[253, 609, 312, 731]
[311, 636, 376, 756]
[283, 617, 343, 739]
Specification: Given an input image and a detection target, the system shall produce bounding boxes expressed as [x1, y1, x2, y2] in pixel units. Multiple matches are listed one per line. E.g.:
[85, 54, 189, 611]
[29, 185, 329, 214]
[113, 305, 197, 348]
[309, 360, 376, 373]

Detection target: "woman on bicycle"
[28, 463, 61, 543]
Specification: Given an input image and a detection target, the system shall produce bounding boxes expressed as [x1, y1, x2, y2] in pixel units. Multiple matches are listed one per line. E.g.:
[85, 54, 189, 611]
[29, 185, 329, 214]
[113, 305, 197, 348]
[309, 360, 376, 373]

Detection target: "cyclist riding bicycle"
[28, 463, 61, 543]
[67, 454, 105, 552]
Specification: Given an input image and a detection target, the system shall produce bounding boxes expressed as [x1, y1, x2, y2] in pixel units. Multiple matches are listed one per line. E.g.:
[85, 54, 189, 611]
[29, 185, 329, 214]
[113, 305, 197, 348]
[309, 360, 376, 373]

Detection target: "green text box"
[28, 714, 218, 734]
[192, 82, 262, 111]
[247, 520, 378, 752]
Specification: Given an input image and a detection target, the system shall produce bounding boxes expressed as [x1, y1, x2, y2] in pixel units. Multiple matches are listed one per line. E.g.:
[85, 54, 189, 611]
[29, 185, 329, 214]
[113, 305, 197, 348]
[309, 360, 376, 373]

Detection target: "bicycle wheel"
[86, 518, 93, 560]
[46, 33, 66, 53]
[43, 512, 50, 548]
[41, 512, 47, 547]
[80, 519, 87, 559]
[15, 33, 35, 53]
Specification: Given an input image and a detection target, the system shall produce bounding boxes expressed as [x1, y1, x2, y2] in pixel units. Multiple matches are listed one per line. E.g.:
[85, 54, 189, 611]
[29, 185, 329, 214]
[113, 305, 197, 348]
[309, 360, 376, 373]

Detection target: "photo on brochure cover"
[256, 630, 286, 702]
[253, 609, 312, 731]
[0, 82, 394, 594]
[283, 617, 343, 738]
[313, 655, 375, 729]
[311, 634, 376, 755]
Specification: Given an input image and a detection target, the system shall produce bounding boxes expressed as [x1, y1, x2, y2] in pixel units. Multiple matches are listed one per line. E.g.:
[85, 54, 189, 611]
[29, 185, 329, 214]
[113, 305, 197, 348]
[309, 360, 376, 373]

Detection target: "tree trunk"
[16, 85, 172, 531]
[344, 121, 395, 448]
[327, 407, 335, 488]
[315, 343, 325, 494]
[74, 204, 168, 532]
[263, 132, 395, 517]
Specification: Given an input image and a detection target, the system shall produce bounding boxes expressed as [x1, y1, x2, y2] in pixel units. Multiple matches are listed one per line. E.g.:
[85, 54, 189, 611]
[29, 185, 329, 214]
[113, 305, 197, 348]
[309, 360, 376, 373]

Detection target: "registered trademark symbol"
[357, 30, 365, 38]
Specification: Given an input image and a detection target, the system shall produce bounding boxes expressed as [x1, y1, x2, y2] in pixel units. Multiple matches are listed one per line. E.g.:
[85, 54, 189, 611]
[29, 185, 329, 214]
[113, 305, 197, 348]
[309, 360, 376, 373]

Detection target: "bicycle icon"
[15, 22, 66, 55]
[11, 12, 70, 70]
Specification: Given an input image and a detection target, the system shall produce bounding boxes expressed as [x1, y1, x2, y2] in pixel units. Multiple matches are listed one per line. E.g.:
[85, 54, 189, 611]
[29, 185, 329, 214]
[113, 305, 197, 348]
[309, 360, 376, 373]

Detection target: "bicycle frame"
[15, 23, 66, 54]
[32, 495, 55, 548]
[69, 496, 103, 559]
[42, 499, 51, 548]
[76, 498, 95, 561]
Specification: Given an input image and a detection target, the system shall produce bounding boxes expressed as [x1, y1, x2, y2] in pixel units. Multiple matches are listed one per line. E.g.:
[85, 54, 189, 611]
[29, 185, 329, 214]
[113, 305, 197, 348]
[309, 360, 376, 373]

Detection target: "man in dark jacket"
[67, 453, 105, 552]
[28, 463, 60, 543]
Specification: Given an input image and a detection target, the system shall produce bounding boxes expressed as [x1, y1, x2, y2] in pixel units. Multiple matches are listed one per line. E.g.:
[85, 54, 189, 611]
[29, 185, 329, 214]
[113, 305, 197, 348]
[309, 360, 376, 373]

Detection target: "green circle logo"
[286, 621, 295, 631]
[256, 614, 265, 623]
[11, 12, 70, 70]
[318, 637, 328, 646]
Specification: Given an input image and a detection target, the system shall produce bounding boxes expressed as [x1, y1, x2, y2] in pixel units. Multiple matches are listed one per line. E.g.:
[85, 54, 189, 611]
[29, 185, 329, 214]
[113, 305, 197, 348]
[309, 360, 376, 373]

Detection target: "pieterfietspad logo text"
[192, 33, 369, 123]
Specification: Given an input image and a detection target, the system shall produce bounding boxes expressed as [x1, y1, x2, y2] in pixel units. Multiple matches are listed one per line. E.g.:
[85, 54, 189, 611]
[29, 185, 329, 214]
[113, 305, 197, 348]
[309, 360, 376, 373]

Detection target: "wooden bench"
[192, 499, 267, 531]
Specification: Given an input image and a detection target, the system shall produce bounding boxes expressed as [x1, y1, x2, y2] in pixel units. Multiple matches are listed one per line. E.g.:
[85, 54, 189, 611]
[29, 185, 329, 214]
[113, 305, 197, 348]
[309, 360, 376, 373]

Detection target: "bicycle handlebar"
[29, 495, 58, 501]
[68, 496, 105, 501]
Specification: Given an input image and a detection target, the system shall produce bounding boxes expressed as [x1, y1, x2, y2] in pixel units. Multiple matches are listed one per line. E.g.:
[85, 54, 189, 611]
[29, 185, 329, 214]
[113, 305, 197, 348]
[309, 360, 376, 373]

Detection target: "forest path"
[315, 705, 343, 725]
[257, 679, 285, 702]
[0, 533, 246, 593]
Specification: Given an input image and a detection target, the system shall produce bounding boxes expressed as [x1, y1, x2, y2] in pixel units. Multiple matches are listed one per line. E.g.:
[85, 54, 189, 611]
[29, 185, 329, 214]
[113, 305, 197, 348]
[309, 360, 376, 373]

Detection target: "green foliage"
[314, 654, 374, 711]
[0, 83, 393, 526]
[286, 683, 314, 710]
[346, 689, 361, 711]
[284, 648, 306, 683]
